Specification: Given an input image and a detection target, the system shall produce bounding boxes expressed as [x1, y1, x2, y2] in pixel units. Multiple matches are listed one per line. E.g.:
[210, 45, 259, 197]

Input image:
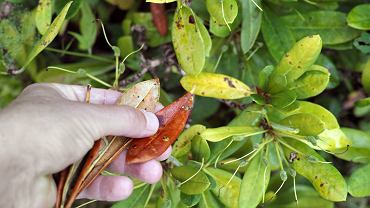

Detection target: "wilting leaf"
[205, 168, 241, 208]
[282, 11, 360, 45]
[240, 0, 262, 53]
[239, 151, 270, 208]
[348, 163, 370, 197]
[35, 0, 52, 35]
[21, 1, 72, 71]
[126, 93, 193, 164]
[171, 166, 210, 195]
[347, 4, 370, 30]
[172, 5, 206, 75]
[206, 0, 238, 26]
[173, 124, 206, 159]
[201, 126, 265, 142]
[180, 72, 251, 99]
[282, 139, 347, 202]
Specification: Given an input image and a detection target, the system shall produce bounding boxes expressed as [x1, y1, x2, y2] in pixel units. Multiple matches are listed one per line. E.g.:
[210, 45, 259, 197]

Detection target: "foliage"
[1, 0, 370, 207]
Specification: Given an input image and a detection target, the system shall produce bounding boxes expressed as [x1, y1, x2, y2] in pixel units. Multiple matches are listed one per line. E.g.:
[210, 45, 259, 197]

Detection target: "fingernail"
[141, 110, 159, 136]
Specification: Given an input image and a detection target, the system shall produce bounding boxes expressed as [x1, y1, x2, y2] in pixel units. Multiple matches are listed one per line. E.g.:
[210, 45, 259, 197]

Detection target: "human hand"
[0, 83, 171, 208]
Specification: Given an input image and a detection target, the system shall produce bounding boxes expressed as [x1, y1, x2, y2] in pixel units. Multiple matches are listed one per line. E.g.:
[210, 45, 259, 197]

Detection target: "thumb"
[71, 102, 159, 140]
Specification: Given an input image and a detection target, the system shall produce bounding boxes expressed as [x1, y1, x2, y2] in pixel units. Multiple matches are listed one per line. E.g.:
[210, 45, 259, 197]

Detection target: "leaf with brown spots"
[126, 92, 194, 164]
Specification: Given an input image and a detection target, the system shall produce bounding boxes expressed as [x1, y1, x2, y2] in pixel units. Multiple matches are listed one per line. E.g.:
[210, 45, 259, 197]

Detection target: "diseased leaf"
[268, 35, 322, 93]
[239, 151, 270, 208]
[205, 168, 241, 208]
[180, 72, 251, 99]
[206, 0, 238, 26]
[347, 4, 370, 30]
[317, 128, 351, 151]
[348, 163, 370, 197]
[21, 1, 72, 71]
[201, 126, 265, 142]
[171, 166, 210, 195]
[172, 5, 206, 75]
[282, 139, 347, 202]
[35, 0, 52, 35]
[282, 11, 361, 45]
[290, 65, 330, 99]
[240, 0, 262, 53]
[173, 124, 206, 159]
[126, 93, 193, 164]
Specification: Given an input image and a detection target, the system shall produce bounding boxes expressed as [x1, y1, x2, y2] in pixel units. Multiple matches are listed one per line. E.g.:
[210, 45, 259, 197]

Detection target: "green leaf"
[112, 184, 151, 208]
[180, 193, 201, 206]
[269, 185, 334, 208]
[348, 163, 370, 197]
[270, 90, 296, 109]
[172, 5, 206, 75]
[54, 0, 82, 19]
[171, 166, 210, 195]
[288, 101, 339, 130]
[239, 151, 270, 208]
[201, 126, 265, 142]
[240, 0, 262, 53]
[196, 17, 212, 57]
[280, 113, 325, 136]
[335, 128, 370, 163]
[21, 1, 72, 71]
[192, 135, 211, 161]
[206, 0, 238, 26]
[35, 0, 52, 35]
[347, 4, 370, 30]
[199, 191, 222, 208]
[146, 0, 176, 3]
[290, 65, 330, 99]
[317, 128, 351, 151]
[356, 97, 370, 107]
[282, 11, 361, 45]
[180, 72, 251, 99]
[361, 58, 370, 93]
[173, 125, 206, 159]
[261, 7, 295, 61]
[69, 1, 97, 51]
[209, 11, 241, 38]
[354, 32, 370, 54]
[205, 168, 241, 208]
[282, 139, 347, 202]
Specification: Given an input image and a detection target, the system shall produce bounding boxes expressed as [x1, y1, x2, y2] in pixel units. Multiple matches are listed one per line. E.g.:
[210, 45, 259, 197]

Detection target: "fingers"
[51, 83, 123, 104]
[77, 176, 133, 201]
[156, 146, 172, 161]
[125, 160, 163, 184]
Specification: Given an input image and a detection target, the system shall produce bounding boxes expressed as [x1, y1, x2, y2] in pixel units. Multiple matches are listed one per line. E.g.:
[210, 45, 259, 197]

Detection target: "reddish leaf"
[150, 3, 168, 36]
[126, 92, 193, 164]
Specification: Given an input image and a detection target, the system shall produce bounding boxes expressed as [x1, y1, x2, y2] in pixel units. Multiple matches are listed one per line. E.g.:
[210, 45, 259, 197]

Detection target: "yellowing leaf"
[172, 5, 206, 75]
[180, 72, 251, 99]
[21, 1, 72, 72]
[268, 35, 322, 93]
[35, 0, 52, 35]
[201, 126, 265, 142]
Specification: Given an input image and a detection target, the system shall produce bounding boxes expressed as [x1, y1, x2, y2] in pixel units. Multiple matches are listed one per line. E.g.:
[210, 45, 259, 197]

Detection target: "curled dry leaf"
[126, 92, 194, 164]
[150, 3, 168, 36]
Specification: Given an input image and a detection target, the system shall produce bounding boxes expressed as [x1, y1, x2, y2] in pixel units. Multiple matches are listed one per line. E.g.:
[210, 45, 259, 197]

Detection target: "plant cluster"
[1, 0, 370, 207]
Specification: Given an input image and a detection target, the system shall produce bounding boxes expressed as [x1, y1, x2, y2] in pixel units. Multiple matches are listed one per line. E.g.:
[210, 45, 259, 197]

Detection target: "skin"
[0, 83, 171, 208]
